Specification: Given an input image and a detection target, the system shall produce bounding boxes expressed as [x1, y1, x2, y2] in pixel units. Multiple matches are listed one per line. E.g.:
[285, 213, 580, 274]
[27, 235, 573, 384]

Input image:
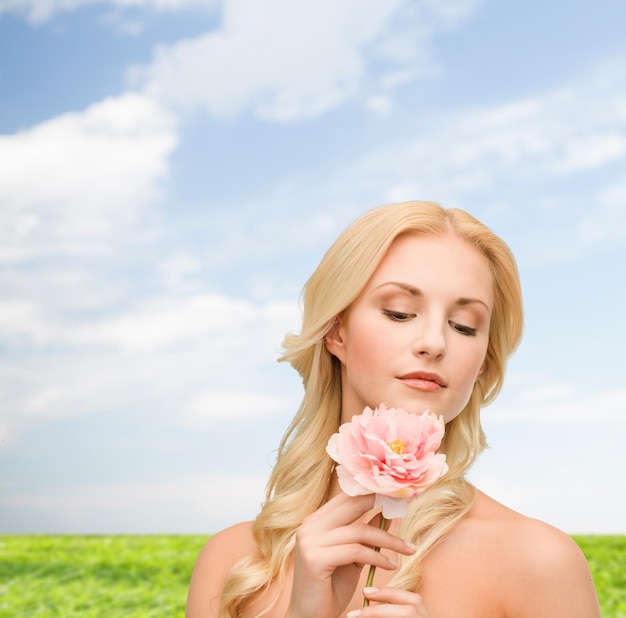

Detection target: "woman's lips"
[398, 371, 447, 392]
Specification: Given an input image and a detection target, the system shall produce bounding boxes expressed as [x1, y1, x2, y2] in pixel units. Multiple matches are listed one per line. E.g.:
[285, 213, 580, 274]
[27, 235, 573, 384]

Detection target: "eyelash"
[382, 310, 414, 322]
[449, 321, 477, 337]
[383, 311, 478, 337]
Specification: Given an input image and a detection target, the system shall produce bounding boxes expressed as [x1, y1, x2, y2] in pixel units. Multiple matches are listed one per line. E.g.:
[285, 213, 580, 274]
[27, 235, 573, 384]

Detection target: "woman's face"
[325, 232, 493, 424]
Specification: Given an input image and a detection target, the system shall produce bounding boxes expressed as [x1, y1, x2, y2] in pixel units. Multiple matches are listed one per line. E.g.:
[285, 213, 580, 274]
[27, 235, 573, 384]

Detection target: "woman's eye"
[383, 310, 414, 322]
[450, 321, 477, 336]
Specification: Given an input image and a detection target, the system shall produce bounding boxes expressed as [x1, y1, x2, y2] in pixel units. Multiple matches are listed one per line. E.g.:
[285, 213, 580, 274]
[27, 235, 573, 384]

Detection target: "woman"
[187, 201, 600, 618]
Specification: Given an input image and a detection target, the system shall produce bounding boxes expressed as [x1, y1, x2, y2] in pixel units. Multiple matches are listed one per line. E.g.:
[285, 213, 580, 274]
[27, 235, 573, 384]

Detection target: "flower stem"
[363, 515, 388, 607]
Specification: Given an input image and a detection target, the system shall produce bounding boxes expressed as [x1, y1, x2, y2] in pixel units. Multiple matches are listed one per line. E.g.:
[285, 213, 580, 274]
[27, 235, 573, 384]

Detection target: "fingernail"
[387, 556, 398, 568]
[363, 586, 379, 595]
[347, 611, 362, 618]
[405, 541, 417, 552]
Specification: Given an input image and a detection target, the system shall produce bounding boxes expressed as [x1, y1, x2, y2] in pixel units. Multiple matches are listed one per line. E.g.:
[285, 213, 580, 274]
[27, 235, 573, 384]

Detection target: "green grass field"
[0, 535, 624, 617]
[573, 535, 626, 617]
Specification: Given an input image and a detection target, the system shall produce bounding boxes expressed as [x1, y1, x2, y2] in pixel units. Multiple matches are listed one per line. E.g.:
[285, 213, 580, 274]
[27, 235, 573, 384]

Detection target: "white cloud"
[298, 61, 626, 262]
[554, 131, 626, 173]
[166, 51, 624, 272]
[184, 59, 625, 270]
[0, 93, 178, 262]
[484, 386, 626, 424]
[76, 295, 258, 352]
[577, 181, 626, 246]
[0, 293, 298, 356]
[0, 474, 267, 533]
[0, 0, 217, 23]
[422, 0, 482, 26]
[351, 88, 626, 200]
[133, 0, 482, 121]
[68, 294, 298, 353]
[470, 472, 626, 534]
[472, 382, 626, 534]
[182, 391, 293, 427]
[0, 300, 50, 346]
[365, 95, 393, 116]
[0, 293, 300, 440]
[157, 250, 202, 290]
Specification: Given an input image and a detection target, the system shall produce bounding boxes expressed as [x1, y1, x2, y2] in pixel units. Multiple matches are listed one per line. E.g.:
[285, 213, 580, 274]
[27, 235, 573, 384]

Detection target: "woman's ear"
[477, 358, 486, 379]
[324, 314, 347, 363]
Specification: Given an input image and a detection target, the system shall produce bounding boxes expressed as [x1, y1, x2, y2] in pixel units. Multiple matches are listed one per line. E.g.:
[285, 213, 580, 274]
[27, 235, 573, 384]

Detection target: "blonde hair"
[219, 201, 523, 616]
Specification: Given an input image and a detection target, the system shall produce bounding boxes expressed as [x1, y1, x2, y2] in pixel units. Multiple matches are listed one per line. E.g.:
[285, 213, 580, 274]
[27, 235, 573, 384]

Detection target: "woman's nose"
[411, 317, 446, 359]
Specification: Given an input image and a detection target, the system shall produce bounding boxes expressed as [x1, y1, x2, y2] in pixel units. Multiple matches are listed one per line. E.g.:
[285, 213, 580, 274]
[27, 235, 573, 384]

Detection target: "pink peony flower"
[326, 404, 448, 519]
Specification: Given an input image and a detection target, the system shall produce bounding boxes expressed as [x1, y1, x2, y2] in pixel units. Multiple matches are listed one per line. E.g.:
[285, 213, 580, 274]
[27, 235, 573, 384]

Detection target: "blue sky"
[1, 0, 625, 535]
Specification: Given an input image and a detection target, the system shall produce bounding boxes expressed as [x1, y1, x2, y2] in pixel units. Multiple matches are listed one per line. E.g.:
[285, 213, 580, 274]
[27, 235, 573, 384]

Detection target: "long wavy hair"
[219, 201, 523, 617]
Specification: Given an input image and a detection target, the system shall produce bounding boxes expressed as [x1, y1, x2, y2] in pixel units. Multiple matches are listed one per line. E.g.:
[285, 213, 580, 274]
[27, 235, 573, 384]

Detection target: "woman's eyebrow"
[374, 281, 491, 311]
[374, 281, 422, 296]
[456, 297, 491, 311]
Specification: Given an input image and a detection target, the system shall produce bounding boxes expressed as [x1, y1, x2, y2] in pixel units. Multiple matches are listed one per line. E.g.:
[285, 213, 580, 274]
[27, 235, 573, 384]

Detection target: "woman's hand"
[285, 492, 418, 618]
[348, 587, 432, 618]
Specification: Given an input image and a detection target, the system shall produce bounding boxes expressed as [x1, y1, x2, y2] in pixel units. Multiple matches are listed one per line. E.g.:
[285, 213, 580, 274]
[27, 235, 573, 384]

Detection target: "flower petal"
[326, 404, 448, 514]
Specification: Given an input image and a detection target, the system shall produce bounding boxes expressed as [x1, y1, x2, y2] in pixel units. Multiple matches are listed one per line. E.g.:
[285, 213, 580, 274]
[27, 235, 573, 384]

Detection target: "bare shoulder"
[472, 491, 601, 618]
[186, 521, 257, 618]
